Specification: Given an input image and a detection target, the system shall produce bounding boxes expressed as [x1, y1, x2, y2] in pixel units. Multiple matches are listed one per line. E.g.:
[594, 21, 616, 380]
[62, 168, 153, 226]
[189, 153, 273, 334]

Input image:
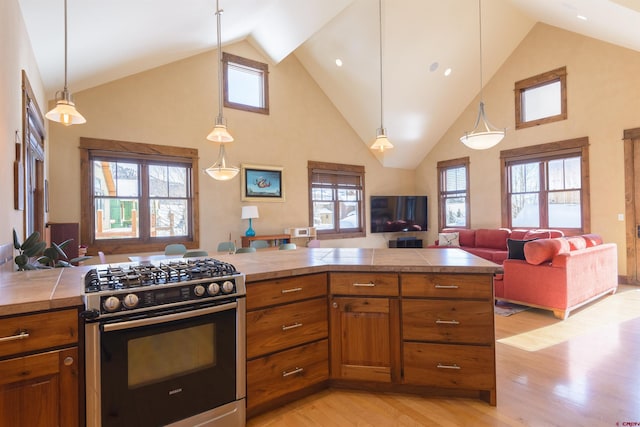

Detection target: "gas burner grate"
[84, 257, 239, 293]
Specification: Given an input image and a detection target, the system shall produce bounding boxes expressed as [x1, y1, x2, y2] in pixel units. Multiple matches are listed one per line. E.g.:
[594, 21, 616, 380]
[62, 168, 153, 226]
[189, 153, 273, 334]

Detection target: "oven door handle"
[102, 302, 238, 332]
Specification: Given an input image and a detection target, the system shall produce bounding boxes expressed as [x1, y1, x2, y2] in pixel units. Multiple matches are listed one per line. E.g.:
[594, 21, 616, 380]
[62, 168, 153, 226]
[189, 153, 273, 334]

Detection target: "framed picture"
[241, 164, 285, 202]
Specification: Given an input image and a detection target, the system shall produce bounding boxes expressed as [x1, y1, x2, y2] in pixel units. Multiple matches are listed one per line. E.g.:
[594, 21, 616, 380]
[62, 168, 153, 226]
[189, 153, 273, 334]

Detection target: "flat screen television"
[370, 195, 428, 233]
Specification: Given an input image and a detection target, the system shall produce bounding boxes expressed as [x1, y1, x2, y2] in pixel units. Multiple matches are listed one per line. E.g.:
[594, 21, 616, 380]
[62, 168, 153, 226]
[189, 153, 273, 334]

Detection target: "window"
[21, 70, 46, 239]
[437, 157, 470, 229]
[515, 67, 567, 130]
[308, 161, 365, 239]
[80, 138, 200, 254]
[223, 52, 269, 115]
[500, 137, 590, 234]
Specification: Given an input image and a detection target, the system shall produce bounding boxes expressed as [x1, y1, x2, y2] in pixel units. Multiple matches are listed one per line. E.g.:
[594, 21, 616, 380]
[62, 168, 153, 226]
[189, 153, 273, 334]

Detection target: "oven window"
[128, 323, 215, 388]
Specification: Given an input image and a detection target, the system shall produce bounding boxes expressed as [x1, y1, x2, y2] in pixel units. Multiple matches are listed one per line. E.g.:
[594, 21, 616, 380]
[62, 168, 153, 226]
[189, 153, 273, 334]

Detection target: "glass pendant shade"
[45, 90, 86, 126]
[370, 128, 394, 152]
[206, 116, 234, 143]
[205, 144, 239, 181]
[459, 101, 505, 149]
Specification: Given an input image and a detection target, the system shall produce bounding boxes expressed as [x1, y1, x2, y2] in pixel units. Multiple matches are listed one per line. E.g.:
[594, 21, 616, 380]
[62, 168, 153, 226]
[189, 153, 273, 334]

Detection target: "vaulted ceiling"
[18, 0, 640, 168]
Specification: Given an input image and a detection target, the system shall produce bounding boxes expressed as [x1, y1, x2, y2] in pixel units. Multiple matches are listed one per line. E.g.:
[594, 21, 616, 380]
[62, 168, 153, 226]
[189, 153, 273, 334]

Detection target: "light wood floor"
[247, 284, 640, 426]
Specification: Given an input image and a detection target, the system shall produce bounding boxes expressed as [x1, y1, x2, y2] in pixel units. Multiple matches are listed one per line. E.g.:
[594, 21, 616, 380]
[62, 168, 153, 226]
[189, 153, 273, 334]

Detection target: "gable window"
[308, 161, 365, 239]
[80, 138, 200, 255]
[223, 52, 269, 115]
[515, 67, 567, 129]
[500, 137, 590, 234]
[437, 157, 470, 229]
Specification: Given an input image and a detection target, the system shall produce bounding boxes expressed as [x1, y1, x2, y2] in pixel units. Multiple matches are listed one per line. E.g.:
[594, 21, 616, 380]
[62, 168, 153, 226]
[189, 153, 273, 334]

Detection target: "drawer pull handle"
[437, 363, 461, 370]
[434, 284, 459, 289]
[282, 367, 304, 377]
[63, 357, 74, 366]
[282, 322, 303, 331]
[0, 330, 29, 343]
[353, 282, 375, 287]
[435, 319, 460, 325]
[281, 287, 303, 294]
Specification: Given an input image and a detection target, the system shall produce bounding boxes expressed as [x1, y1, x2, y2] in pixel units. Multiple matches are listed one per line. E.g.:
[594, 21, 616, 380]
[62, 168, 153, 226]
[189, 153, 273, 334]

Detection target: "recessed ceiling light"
[577, 14, 587, 20]
[444, 68, 452, 77]
[429, 61, 439, 72]
[335, 58, 343, 67]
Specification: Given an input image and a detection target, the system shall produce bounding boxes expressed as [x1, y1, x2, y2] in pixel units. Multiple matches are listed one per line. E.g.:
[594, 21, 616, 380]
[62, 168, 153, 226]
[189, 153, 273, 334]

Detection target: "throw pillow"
[524, 238, 570, 265]
[438, 232, 460, 247]
[581, 233, 603, 247]
[506, 238, 536, 260]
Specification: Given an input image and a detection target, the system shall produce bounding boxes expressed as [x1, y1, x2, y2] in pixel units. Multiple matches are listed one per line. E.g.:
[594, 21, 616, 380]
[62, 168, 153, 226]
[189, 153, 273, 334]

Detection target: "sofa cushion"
[507, 238, 536, 260]
[524, 238, 570, 265]
[581, 234, 603, 247]
[441, 228, 476, 247]
[510, 229, 528, 240]
[438, 232, 460, 247]
[523, 230, 551, 240]
[475, 228, 510, 250]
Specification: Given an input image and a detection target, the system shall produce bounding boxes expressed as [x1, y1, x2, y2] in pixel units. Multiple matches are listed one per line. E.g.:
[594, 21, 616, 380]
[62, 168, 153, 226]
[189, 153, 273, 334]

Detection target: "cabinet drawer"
[0, 309, 78, 358]
[402, 300, 493, 344]
[401, 273, 492, 299]
[330, 273, 398, 296]
[403, 342, 495, 389]
[247, 298, 327, 359]
[247, 273, 327, 310]
[247, 339, 328, 410]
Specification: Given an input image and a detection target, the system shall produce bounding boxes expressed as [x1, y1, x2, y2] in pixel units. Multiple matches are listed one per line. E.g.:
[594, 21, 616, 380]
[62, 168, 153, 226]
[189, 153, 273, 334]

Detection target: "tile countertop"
[0, 248, 502, 316]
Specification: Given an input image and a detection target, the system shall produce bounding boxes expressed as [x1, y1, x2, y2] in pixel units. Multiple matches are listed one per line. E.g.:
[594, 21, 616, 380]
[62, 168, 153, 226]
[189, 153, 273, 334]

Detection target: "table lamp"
[241, 206, 259, 237]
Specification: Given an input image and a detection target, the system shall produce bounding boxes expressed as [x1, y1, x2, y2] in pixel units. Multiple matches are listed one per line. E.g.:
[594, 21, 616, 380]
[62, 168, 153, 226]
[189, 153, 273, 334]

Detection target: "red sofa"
[430, 228, 564, 264]
[494, 234, 618, 319]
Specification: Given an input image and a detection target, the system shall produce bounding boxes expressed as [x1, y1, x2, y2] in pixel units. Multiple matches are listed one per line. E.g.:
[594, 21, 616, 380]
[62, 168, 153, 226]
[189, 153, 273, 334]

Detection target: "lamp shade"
[241, 206, 259, 219]
[370, 128, 394, 152]
[45, 97, 86, 126]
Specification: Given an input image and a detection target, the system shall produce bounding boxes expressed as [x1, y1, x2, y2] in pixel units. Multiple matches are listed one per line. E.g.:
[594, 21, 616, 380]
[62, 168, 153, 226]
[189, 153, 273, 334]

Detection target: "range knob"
[207, 283, 220, 295]
[123, 293, 139, 309]
[221, 280, 235, 294]
[194, 284, 206, 297]
[103, 296, 121, 312]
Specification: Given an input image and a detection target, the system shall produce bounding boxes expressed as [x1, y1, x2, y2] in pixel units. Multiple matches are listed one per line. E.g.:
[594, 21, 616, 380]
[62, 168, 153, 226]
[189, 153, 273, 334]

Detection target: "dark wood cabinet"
[0, 308, 80, 427]
[46, 222, 79, 260]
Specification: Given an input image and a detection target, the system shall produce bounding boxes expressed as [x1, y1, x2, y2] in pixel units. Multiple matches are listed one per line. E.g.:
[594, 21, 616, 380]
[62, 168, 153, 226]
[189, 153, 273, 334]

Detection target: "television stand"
[388, 238, 423, 248]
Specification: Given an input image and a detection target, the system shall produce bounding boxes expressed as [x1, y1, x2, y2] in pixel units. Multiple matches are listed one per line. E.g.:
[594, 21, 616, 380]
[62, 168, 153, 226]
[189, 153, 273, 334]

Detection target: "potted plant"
[13, 229, 91, 270]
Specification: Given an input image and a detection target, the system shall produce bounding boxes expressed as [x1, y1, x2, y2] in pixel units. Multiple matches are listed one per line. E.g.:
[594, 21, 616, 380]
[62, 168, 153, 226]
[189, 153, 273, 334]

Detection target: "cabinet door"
[329, 297, 400, 383]
[0, 347, 79, 427]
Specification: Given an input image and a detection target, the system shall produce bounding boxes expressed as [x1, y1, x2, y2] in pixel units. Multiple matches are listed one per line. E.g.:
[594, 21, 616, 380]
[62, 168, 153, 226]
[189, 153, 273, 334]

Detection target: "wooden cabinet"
[401, 273, 496, 405]
[329, 273, 401, 383]
[0, 308, 80, 427]
[245, 273, 328, 416]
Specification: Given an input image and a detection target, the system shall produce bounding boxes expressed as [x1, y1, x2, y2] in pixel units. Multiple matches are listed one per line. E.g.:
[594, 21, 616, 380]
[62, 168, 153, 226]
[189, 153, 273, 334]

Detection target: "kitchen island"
[0, 248, 501, 423]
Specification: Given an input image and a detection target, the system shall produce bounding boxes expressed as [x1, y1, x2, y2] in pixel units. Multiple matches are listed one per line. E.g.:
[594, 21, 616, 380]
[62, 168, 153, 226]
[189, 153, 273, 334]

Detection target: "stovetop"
[82, 258, 245, 318]
[84, 258, 238, 293]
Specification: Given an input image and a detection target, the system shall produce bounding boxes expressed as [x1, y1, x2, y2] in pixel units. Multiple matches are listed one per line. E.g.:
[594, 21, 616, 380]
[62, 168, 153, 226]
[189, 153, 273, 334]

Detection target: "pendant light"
[459, 0, 505, 150]
[45, 0, 86, 126]
[205, 0, 239, 181]
[370, 0, 393, 153]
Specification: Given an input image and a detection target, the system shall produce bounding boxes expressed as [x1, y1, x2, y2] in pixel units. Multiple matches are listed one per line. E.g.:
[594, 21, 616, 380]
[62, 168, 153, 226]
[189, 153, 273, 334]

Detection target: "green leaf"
[69, 256, 92, 264]
[50, 242, 68, 260]
[23, 241, 46, 258]
[14, 254, 28, 269]
[21, 231, 41, 251]
[13, 229, 21, 250]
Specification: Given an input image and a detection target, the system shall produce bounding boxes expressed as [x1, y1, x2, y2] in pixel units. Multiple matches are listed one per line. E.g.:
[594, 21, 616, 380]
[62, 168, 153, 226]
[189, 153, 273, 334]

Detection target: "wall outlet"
[618, 213, 624, 221]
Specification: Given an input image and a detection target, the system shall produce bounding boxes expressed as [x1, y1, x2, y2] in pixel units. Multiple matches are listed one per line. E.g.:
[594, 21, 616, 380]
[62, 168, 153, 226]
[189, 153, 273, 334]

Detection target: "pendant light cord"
[378, 0, 384, 129]
[216, 0, 224, 122]
[478, 0, 483, 103]
[63, 0, 68, 92]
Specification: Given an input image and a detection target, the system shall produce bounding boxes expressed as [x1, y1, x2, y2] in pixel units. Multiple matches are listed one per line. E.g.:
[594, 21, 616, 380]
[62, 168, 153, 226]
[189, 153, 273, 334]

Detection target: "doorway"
[623, 127, 640, 284]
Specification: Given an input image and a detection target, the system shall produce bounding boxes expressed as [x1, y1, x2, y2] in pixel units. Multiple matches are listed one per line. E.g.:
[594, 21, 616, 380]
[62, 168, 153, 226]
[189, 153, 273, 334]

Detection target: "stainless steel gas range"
[81, 258, 246, 427]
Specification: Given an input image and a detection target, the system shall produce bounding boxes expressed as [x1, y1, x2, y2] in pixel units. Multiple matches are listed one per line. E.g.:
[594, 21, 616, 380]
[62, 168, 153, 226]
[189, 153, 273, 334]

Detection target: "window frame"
[21, 70, 46, 239]
[437, 157, 470, 230]
[80, 137, 200, 255]
[500, 137, 590, 235]
[514, 66, 567, 130]
[222, 52, 269, 115]
[307, 161, 366, 240]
